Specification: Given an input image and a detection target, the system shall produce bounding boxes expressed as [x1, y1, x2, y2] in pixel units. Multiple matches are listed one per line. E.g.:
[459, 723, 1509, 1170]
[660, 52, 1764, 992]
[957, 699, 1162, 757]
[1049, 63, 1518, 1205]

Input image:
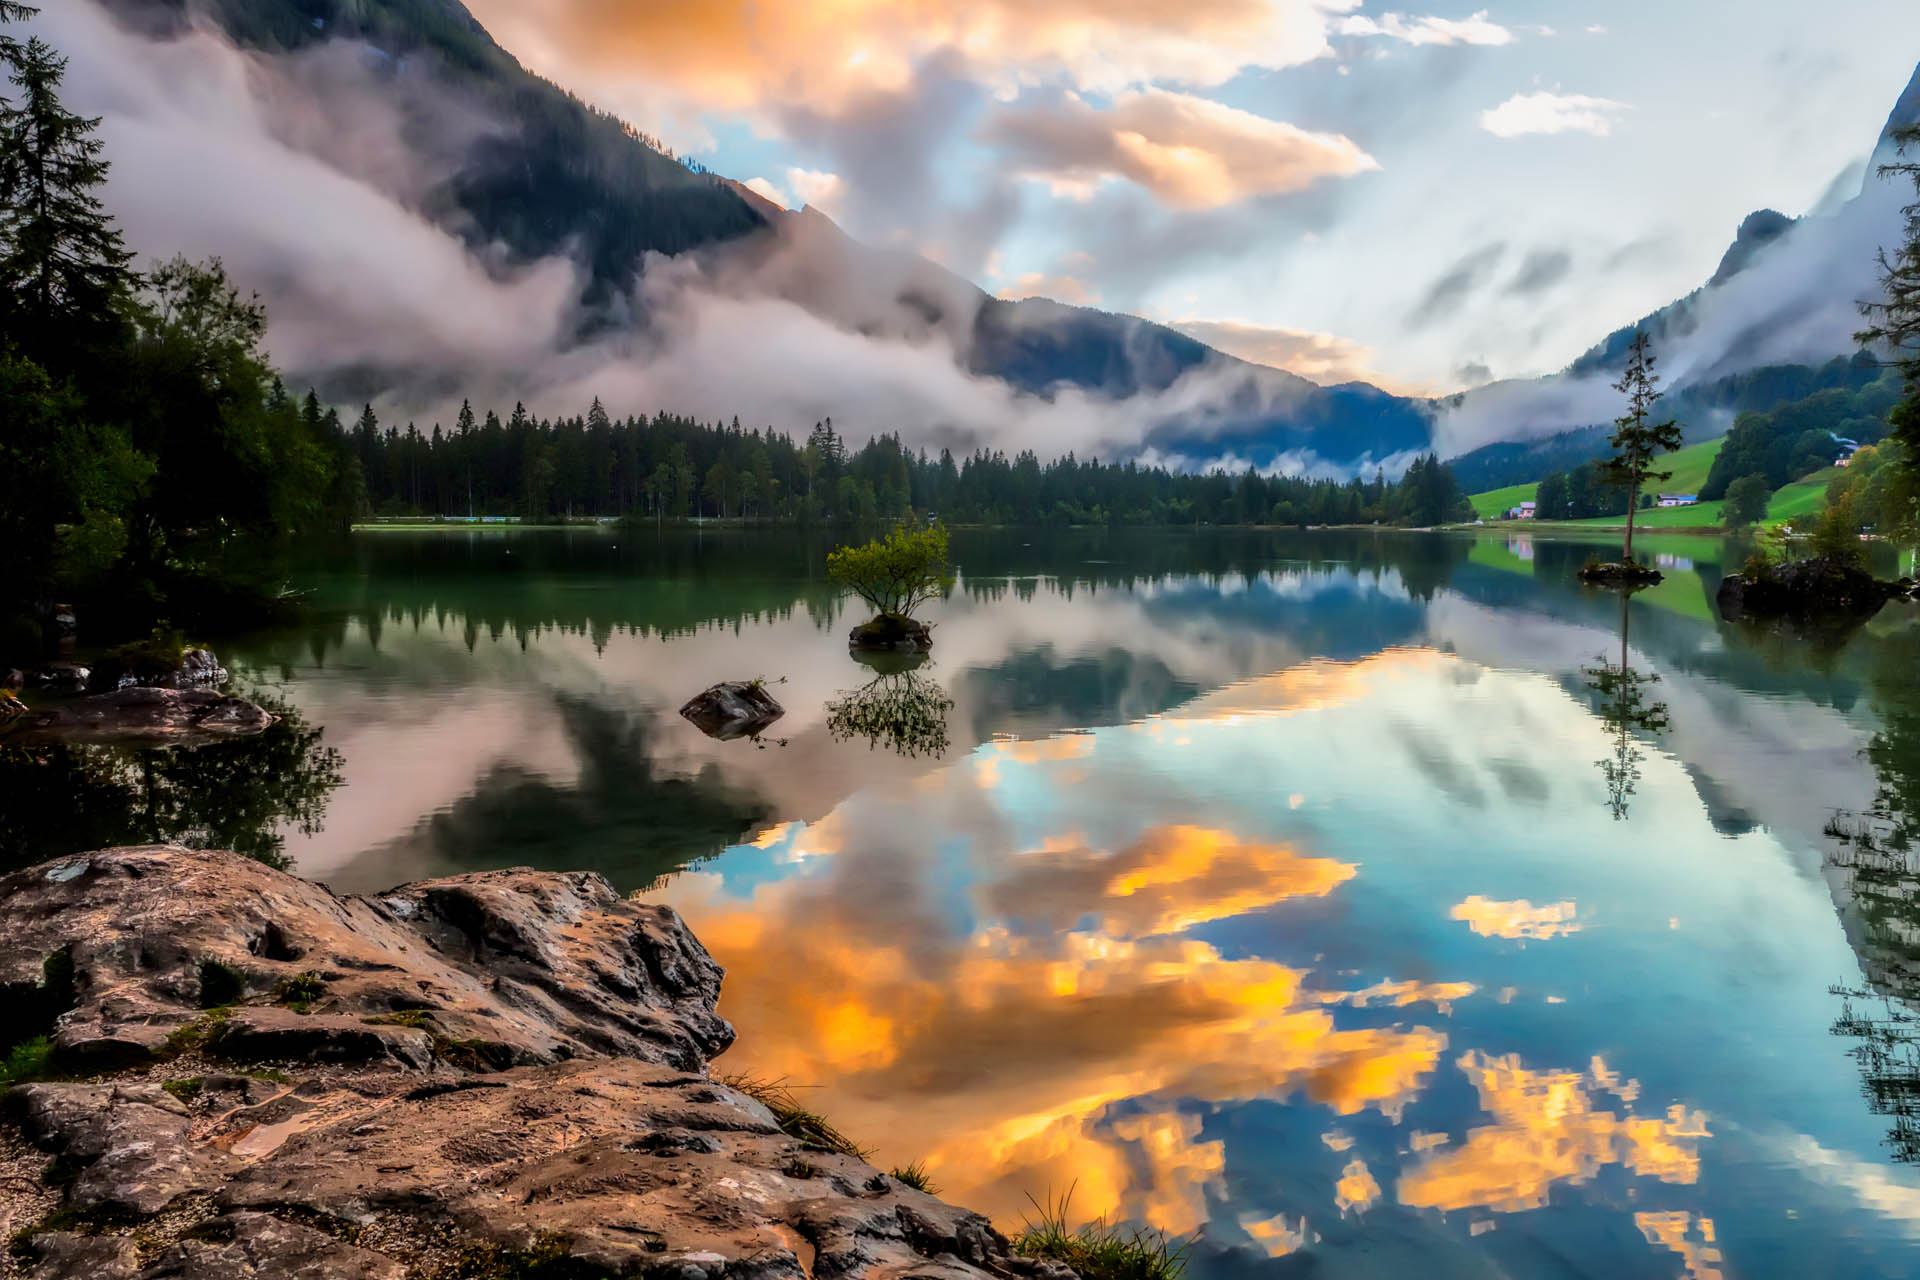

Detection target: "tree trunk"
[1624, 482, 1639, 565]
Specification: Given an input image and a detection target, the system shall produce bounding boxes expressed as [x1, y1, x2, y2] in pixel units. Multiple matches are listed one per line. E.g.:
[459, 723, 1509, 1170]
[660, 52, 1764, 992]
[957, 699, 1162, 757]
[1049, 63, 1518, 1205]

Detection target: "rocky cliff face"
[0, 847, 1068, 1280]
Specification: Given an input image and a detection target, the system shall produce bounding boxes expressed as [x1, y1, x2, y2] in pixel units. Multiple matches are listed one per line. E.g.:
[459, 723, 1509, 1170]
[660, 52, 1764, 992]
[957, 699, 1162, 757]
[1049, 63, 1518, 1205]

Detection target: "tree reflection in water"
[1826, 624, 1920, 1163]
[1581, 589, 1671, 820]
[825, 652, 955, 759]
[0, 687, 343, 873]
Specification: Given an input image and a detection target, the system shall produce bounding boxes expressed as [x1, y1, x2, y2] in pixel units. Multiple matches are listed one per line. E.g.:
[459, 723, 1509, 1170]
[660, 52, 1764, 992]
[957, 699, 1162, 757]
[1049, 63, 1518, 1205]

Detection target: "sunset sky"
[465, 0, 1920, 393]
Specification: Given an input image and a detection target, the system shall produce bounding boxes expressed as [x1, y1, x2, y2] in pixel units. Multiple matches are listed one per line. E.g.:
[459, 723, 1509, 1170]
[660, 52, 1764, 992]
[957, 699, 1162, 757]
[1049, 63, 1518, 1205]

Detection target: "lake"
[8, 525, 1920, 1278]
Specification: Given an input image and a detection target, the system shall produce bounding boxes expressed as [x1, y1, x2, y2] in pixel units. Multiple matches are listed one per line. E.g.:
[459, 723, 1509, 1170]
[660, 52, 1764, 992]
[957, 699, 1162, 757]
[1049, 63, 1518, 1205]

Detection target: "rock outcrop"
[1575, 561, 1663, 588]
[1715, 555, 1902, 620]
[0, 847, 1064, 1280]
[679, 681, 785, 741]
[0, 687, 273, 747]
[110, 647, 229, 691]
[848, 615, 934, 653]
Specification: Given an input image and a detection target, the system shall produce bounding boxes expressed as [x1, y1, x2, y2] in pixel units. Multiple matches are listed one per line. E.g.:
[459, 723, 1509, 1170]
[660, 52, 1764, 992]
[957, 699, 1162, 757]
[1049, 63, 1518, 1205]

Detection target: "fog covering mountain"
[67, 1, 1920, 479]
[1446, 60, 1920, 490]
[63, 0, 1427, 476]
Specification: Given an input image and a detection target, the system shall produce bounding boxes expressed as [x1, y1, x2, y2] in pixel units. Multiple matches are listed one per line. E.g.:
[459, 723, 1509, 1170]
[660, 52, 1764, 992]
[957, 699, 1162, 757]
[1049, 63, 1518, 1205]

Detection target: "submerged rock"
[1, 686, 273, 746]
[0, 847, 1057, 1280]
[26, 662, 90, 692]
[1715, 555, 1900, 620]
[1576, 561, 1664, 588]
[680, 679, 785, 740]
[849, 613, 934, 652]
[111, 646, 228, 691]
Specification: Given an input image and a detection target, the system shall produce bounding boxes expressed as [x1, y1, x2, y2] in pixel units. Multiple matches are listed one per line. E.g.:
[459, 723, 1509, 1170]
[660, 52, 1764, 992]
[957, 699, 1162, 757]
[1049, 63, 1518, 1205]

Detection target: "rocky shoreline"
[0, 847, 1071, 1280]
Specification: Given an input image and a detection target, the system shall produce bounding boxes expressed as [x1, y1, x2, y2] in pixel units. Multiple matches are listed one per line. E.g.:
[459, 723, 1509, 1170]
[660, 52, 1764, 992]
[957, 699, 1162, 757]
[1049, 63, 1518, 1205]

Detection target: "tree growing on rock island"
[827, 521, 953, 647]
[1602, 332, 1684, 566]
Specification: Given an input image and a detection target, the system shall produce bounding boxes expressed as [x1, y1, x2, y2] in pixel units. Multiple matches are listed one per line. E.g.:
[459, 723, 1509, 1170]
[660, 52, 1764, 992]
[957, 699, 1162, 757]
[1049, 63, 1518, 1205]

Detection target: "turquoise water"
[9, 526, 1920, 1277]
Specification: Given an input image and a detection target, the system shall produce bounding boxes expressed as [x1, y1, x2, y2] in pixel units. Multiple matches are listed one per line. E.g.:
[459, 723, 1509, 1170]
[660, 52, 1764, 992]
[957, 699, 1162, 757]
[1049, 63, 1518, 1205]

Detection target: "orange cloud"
[998, 272, 1103, 305]
[982, 824, 1355, 937]
[985, 88, 1377, 209]
[1335, 1156, 1381, 1213]
[464, 0, 1345, 118]
[1634, 1212, 1726, 1280]
[665, 812, 1449, 1234]
[1397, 1051, 1711, 1213]
[1170, 319, 1422, 393]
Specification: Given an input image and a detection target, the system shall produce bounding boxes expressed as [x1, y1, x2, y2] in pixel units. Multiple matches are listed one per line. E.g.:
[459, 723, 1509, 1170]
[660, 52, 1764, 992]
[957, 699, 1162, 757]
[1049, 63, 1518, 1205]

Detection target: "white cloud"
[1338, 10, 1515, 47]
[743, 176, 792, 208]
[785, 167, 847, 215]
[1480, 90, 1630, 138]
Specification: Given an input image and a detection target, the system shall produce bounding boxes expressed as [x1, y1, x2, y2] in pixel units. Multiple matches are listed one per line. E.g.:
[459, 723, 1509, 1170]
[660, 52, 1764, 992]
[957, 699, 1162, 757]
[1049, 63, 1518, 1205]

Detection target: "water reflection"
[1826, 620, 1920, 1164]
[1581, 590, 1672, 820]
[825, 652, 955, 758]
[0, 688, 341, 873]
[19, 527, 1920, 1275]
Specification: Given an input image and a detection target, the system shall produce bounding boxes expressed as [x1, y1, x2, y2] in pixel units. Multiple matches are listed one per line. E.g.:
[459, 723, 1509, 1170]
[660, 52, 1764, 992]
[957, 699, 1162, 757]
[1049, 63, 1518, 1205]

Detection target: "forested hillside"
[343, 403, 1474, 528]
[1451, 353, 1895, 493]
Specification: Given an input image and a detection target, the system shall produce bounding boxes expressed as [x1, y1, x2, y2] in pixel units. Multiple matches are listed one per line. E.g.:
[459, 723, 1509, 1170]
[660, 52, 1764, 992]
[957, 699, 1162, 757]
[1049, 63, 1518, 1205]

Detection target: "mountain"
[82, 2, 1917, 478]
[87, 0, 1429, 472]
[1444, 58, 1920, 487]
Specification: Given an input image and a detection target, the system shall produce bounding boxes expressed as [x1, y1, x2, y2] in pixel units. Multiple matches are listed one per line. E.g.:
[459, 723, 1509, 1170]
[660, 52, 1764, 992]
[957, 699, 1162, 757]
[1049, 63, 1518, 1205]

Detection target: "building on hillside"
[1656, 494, 1698, 508]
[1506, 501, 1536, 520]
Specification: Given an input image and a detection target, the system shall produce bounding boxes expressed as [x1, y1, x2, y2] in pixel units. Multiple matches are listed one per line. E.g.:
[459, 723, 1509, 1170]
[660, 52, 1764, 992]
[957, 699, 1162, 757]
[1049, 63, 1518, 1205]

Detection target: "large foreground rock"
[0, 687, 273, 747]
[0, 848, 1064, 1280]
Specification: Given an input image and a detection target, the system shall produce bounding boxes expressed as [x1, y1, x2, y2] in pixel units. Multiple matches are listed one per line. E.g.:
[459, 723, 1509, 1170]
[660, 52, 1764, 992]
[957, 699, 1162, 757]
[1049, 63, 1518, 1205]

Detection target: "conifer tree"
[1602, 332, 1683, 565]
[0, 34, 133, 348]
[1858, 124, 1920, 529]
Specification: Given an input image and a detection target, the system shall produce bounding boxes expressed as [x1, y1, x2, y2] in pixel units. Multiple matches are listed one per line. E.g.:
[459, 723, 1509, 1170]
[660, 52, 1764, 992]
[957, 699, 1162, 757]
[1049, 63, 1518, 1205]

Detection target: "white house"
[1506, 501, 1536, 520]
[1656, 494, 1698, 508]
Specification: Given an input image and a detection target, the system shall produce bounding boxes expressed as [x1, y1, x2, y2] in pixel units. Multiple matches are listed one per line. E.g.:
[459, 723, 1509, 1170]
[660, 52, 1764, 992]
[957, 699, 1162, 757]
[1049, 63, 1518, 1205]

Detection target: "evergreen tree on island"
[1602, 332, 1683, 566]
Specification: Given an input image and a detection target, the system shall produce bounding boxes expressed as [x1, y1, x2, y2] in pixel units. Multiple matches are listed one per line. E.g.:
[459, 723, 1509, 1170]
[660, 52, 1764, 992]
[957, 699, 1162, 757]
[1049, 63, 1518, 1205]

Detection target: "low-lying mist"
[51, 0, 1380, 475]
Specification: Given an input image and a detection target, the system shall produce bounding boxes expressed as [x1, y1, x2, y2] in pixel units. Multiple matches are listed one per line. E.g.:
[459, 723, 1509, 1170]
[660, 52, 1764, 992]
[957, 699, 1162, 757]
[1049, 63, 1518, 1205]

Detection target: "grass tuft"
[162, 1006, 232, 1057]
[0, 1036, 55, 1087]
[888, 1161, 938, 1194]
[273, 971, 326, 1012]
[361, 1009, 432, 1028]
[1012, 1187, 1188, 1280]
[450, 1230, 606, 1278]
[718, 1073, 869, 1158]
[161, 1077, 204, 1104]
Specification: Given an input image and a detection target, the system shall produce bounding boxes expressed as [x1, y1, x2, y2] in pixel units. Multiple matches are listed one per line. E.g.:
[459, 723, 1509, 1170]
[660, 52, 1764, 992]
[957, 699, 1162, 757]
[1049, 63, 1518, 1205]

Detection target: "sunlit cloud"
[982, 824, 1356, 937]
[1397, 1051, 1710, 1213]
[1239, 1210, 1311, 1256]
[463, 0, 1349, 130]
[1450, 895, 1581, 939]
[999, 272, 1103, 305]
[1479, 90, 1630, 138]
[1336, 1156, 1382, 1213]
[985, 88, 1378, 210]
[1634, 1211, 1726, 1280]
[1171, 318, 1425, 393]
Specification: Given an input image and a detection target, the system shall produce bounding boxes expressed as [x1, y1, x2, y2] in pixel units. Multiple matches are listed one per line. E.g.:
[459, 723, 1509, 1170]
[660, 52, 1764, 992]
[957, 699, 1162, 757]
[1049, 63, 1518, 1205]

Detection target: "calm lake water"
[9, 526, 1920, 1278]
